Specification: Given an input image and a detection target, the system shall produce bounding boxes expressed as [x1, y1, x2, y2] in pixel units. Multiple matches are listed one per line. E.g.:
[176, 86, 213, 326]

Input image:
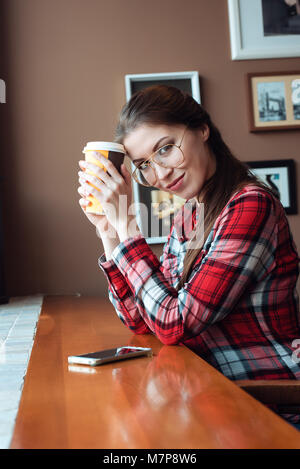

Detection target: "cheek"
[195, 149, 211, 175]
[186, 156, 210, 194]
[187, 151, 206, 177]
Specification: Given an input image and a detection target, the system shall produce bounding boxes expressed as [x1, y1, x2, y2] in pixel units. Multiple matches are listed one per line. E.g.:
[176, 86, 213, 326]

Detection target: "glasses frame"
[131, 127, 188, 187]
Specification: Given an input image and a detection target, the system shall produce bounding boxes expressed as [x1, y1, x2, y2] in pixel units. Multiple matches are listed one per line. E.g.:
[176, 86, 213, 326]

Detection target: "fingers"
[78, 185, 89, 197]
[77, 154, 133, 221]
[80, 152, 124, 183]
[79, 197, 90, 210]
[78, 184, 92, 213]
[78, 170, 106, 194]
[80, 164, 114, 187]
[78, 170, 104, 214]
[79, 197, 88, 206]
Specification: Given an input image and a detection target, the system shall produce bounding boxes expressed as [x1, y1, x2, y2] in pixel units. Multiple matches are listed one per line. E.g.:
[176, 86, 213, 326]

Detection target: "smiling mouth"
[166, 173, 185, 189]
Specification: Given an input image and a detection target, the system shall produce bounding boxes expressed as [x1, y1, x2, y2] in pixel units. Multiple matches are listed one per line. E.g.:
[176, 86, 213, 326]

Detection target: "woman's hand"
[78, 152, 140, 242]
[78, 183, 117, 243]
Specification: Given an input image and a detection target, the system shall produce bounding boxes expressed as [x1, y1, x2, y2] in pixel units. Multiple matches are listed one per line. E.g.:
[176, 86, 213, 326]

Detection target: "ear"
[202, 124, 210, 142]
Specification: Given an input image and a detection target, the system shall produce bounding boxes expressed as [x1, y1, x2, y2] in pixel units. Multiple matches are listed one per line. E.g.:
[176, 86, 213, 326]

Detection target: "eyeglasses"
[131, 127, 187, 187]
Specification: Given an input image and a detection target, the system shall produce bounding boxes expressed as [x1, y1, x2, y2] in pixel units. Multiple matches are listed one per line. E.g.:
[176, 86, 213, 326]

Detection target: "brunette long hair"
[115, 85, 276, 289]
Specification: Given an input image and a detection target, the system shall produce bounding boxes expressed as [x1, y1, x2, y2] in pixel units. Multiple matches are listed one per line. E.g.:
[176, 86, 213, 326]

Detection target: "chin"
[181, 188, 200, 201]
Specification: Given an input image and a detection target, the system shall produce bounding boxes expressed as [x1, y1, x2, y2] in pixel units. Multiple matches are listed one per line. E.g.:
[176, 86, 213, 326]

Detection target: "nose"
[153, 162, 173, 181]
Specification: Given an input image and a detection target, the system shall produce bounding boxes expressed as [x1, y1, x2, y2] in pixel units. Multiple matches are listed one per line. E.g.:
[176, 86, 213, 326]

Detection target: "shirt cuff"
[98, 252, 116, 269]
[111, 234, 160, 293]
[98, 252, 132, 299]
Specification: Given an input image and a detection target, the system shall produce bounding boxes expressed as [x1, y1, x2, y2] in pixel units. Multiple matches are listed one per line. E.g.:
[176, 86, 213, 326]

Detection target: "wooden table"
[10, 296, 300, 449]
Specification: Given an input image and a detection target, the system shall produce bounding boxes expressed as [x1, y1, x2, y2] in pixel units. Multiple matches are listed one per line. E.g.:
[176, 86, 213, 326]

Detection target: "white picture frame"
[0, 79, 6, 103]
[228, 0, 300, 60]
[124, 71, 201, 244]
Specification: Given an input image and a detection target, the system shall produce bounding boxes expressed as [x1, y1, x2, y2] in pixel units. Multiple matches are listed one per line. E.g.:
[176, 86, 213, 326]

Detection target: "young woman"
[78, 85, 300, 425]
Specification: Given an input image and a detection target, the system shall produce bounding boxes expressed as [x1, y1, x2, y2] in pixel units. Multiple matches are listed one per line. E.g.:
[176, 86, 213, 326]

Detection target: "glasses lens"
[132, 143, 184, 186]
[134, 165, 156, 187]
[153, 145, 184, 168]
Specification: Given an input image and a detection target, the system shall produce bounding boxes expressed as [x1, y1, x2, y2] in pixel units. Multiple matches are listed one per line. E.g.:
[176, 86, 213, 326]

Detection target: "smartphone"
[68, 346, 152, 366]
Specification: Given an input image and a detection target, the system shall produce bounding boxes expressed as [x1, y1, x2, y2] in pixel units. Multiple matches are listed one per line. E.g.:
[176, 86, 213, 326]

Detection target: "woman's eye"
[139, 160, 150, 171]
[158, 144, 172, 156]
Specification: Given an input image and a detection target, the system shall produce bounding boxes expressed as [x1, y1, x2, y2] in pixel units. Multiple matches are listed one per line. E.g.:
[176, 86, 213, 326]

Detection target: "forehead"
[123, 123, 183, 159]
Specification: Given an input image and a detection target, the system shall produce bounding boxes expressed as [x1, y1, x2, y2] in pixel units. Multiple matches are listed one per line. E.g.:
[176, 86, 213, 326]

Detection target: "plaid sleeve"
[98, 250, 151, 334]
[111, 190, 278, 345]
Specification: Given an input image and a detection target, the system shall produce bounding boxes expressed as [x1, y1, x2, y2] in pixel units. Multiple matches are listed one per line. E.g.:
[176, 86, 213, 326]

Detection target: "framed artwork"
[124, 71, 201, 244]
[246, 159, 297, 214]
[246, 71, 300, 132]
[227, 0, 300, 60]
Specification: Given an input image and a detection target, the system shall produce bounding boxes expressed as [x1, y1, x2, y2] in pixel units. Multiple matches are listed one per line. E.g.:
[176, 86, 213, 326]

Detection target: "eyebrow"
[131, 136, 169, 164]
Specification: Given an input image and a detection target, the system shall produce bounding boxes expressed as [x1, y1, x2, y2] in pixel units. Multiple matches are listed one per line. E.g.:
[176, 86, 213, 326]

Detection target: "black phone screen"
[78, 347, 148, 360]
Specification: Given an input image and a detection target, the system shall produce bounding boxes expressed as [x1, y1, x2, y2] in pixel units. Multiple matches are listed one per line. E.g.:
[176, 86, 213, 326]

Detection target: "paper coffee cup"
[82, 141, 125, 215]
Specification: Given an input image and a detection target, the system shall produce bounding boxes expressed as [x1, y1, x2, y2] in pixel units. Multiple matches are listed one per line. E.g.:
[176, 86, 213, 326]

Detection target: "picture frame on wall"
[246, 159, 297, 215]
[246, 71, 300, 132]
[227, 0, 300, 60]
[124, 71, 200, 244]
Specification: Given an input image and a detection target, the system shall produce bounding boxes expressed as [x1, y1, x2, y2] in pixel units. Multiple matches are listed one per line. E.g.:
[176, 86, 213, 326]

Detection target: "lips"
[167, 173, 185, 189]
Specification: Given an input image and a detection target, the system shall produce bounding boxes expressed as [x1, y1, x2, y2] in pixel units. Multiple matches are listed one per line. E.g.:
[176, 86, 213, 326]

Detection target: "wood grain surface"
[10, 296, 300, 449]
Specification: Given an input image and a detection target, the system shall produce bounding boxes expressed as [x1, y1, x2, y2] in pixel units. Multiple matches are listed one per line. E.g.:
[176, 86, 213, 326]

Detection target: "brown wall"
[1, 0, 300, 297]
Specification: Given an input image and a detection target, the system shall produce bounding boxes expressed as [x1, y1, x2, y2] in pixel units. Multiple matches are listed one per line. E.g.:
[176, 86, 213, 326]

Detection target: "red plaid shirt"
[99, 185, 300, 419]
